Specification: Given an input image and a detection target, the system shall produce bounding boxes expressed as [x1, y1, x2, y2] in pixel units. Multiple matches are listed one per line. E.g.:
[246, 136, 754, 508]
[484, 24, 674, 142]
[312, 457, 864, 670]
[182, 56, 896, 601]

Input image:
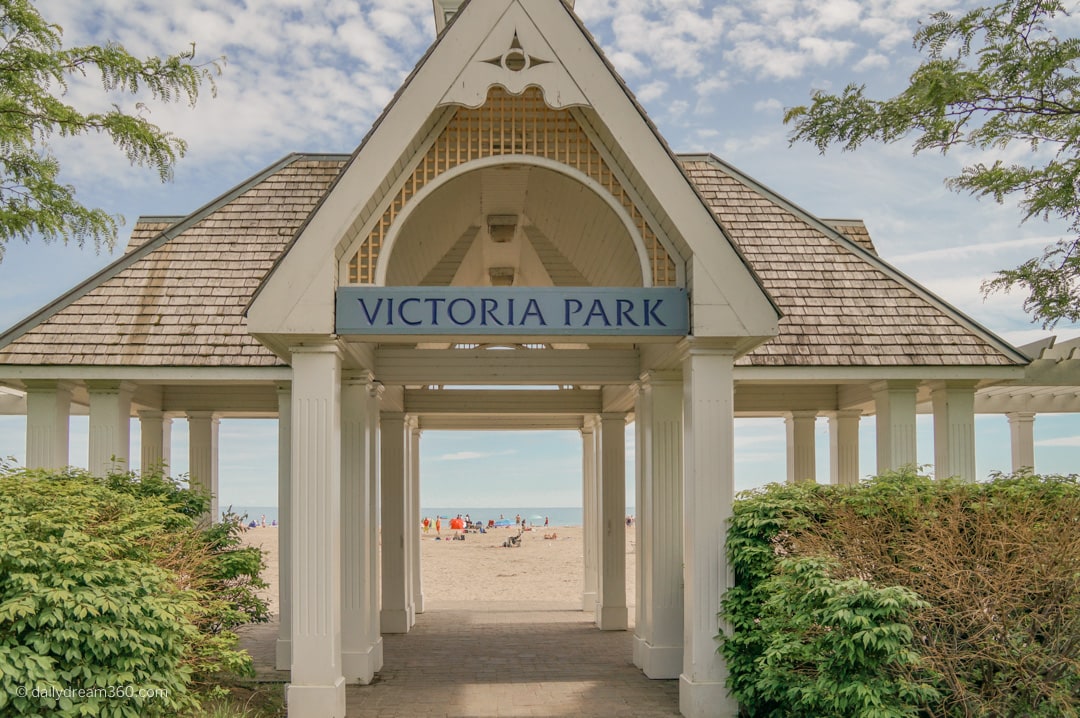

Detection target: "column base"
[415, 593, 425, 615]
[372, 636, 384, 673]
[641, 641, 682, 679]
[582, 591, 597, 613]
[595, 604, 627, 631]
[381, 608, 410, 634]
[287, 676, 346, 718]
[343, 645, 379, 684]
[275, 638, 291, 672]
[679, 675, 737, 718]
[632, 635, 646, 668]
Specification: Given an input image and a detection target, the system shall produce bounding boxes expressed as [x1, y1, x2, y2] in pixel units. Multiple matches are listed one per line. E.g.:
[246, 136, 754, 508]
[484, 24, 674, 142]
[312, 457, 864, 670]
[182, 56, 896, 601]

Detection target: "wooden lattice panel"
[347, 87, 676, 286]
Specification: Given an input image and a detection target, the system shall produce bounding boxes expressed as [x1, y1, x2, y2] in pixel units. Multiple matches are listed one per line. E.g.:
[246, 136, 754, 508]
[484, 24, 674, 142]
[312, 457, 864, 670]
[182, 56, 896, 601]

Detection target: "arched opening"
[381, 162, 647, 288]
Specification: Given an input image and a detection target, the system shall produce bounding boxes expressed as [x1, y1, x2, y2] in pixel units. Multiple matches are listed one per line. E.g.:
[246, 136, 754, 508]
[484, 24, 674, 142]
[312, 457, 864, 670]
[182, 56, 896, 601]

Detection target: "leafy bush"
[721, 470, 1080, 718]
[0, 464, 269, 716]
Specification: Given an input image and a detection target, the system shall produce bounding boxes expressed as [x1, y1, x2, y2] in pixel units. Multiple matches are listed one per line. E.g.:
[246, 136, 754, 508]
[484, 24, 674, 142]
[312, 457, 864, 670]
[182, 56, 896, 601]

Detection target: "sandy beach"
[239, 524, 638, 618]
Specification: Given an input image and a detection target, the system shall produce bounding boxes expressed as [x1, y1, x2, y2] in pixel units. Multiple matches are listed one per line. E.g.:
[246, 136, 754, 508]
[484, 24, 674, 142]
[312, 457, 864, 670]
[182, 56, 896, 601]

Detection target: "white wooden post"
[784, 410, 817, 483]
[342, 374, 379, 683]
[581, 415, 599, 614]
[87, 380, 133, 477]
[275, 383, 292, 671]
[24, 380, 73, 470]
[931, 381, 978, 481]
[380, 411, 410, 634]
[187, 411, 220, 522]
[596, 412, 627, 631]
[637, 372, 683, 678]
[1007, 411, 1036, 472]
[872, 381, 919, 474]
[286, 345, 346, 717]
[681, 345, 738, 717]
[828, 410, 861, 486]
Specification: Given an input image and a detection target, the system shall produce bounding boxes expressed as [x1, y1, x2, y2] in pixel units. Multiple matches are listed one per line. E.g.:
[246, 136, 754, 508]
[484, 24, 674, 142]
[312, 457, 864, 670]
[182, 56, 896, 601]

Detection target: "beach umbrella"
[494, 518, 513, 527]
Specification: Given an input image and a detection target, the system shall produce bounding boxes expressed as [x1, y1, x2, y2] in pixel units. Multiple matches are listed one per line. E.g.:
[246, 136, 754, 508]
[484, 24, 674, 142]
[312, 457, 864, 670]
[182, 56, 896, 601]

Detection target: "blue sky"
[1, 0, 1078, 507]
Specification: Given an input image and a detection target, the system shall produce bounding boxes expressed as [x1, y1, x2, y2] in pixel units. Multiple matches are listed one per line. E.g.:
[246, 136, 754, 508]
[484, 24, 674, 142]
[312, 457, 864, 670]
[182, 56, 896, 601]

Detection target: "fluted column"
[341, 374, 379, 683]
[637, 372, 684, 677]
[275, 383, 292, 671]
[596, 412, 627, 631]
[366, 382, 384, 672]
[581, 416, 599, 614]
[380, 411, 409, 634]
[828, 410, 861, 486]
[633, 384, 649, 669]
[784, 410, 818, 483]
[24, 380, 73, 470]
[931, 381, 977, 481]
[872, 381, 919, 474]
[681, 345, 738, 717]
[187, 411, 220, 522]
[408, 418, 423, 617]
[1007, 411, 1036, 472]
[87, 381, 134, 477]
[286, 345, 346, 717]
[138, 410, 172, 475]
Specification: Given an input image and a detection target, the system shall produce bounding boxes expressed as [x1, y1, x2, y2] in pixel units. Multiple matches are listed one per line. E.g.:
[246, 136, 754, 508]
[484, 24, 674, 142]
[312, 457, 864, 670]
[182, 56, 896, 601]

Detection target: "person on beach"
[435, 517, 441, 535]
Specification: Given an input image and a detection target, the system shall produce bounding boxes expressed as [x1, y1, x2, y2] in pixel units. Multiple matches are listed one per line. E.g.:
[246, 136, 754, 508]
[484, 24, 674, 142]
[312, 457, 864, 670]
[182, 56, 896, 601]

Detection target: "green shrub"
[721, 470, 1080, 718]
[0, 470, 201, 716]
[0, 465, 270, 716]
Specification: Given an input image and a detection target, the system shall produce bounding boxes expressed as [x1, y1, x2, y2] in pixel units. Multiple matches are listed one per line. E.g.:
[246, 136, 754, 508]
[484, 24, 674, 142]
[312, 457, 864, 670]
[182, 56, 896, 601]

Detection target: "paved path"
[240, 601, 682, 717]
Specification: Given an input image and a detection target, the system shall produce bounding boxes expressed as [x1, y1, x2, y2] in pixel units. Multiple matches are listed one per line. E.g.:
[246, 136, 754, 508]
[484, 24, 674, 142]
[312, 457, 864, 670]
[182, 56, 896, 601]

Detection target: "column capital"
[1006, 411, 1037, 423]
[784, 410, 819, 420]
[85, 379, 137, 395]
[186, 410, 219, 421]
[870, 379, 921, 395]
[288, 341, 344, 359]
[275, 380, 292, 394]
[927, 379, 980, 393]
[343, 370, 375, 386]
[137, 409, 166, 420]
[678, 337, 739, 358]
[381, 411, 406, 422]
[22, 379, 77, 393]
[639, 370, 682, 389]
[367, 380, 385, 400]
[826, 409, 864, 420]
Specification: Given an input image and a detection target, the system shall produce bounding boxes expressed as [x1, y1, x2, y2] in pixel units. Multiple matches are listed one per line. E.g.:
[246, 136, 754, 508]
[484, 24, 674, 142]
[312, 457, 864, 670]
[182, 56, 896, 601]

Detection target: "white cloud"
[753, 98, 783, 114]
[1035, 436, 1080, 447]
[636, 80, 669, 103]
[853, 51, 890, 72]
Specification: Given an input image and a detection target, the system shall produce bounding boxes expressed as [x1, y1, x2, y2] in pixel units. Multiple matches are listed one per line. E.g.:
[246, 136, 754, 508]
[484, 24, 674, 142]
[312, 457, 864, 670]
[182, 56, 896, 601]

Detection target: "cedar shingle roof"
[681, 158, 1019, 367]
[0, 156, 344, 367]
[0, 153, 1023, 369]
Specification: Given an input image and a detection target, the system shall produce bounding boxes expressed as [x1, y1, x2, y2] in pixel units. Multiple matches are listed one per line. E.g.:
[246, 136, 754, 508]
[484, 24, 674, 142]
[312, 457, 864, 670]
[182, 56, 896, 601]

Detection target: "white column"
[681, 345, 738, 717]
[931, 381, 977, 481]
[633, 385, 649, 669]
[784, 410, 817, 483]
[341, 374, 379, 683]
[408, 418, 424, 617]
[1007, 411, 1036, 472]
[828, 410, 861, 486]
[638, 373, 684, 678]
[581, 416, 599, 614]
[275, 383, 292, 671]
[872, 381, 919, 474]
[596, 412, 627, 631]
[87, 380, 134, 477]
[380, 411, 410, 634]
[187, 411, 220, 522]
[24, 380, 73, 470]
[138, 410, 172, 474]
[287, 345, 346, 717]
[366, 382, 384, 672]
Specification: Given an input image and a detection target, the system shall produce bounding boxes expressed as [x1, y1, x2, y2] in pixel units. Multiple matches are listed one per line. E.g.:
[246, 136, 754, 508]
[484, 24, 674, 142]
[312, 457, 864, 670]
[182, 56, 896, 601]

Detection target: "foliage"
[0, 466, 269, 716]
[0, 0, 221, 260]
[721, 470, 1080, 717]
[784, 0, 1080, 327]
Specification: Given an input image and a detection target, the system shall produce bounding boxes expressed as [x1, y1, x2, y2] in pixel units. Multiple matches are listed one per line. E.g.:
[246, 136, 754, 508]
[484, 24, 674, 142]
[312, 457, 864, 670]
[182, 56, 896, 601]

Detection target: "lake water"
[229, 505, 638, 528]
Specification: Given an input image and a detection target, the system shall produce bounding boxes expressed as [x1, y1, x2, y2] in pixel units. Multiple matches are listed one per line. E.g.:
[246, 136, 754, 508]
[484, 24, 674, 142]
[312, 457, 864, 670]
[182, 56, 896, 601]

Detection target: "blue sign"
[335, 287, 688, 336]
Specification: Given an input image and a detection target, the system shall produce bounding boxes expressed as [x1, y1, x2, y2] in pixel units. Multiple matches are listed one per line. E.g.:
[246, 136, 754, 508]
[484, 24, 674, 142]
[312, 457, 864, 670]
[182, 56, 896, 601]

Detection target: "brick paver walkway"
[240, 601, 681, 717]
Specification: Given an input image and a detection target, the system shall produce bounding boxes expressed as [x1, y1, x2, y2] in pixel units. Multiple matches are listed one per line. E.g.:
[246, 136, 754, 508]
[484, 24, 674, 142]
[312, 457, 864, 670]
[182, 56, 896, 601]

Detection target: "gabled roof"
[681, 155, 1026, 367]
[0, 155, 345, 368]
[0, 152, 1027, 369]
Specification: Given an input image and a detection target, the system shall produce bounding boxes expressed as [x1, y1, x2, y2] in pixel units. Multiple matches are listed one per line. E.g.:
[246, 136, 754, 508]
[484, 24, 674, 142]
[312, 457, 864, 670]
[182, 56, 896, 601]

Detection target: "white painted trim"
[0, 367, 292, 382]
[733, 366, 1026, 382]
[373, 154, 653, 287]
